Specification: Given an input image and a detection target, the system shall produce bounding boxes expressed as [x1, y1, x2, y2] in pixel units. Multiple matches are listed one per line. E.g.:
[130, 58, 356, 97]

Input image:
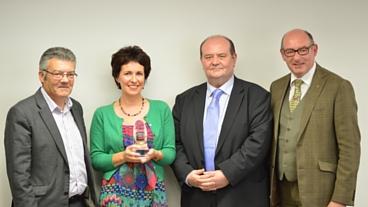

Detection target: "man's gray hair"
[39, 47, 76, 70]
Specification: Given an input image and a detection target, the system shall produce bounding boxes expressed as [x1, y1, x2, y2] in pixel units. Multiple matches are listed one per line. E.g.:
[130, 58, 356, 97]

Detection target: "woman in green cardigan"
[90, 46, 175, 207]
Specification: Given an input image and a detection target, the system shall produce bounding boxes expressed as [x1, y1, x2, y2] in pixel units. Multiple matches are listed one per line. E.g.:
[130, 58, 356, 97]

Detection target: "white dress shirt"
[289, 62, 316, 101]
[41, 88, 87, 197]
[204, 75, 234, 145]
[185, 76, 234, 185]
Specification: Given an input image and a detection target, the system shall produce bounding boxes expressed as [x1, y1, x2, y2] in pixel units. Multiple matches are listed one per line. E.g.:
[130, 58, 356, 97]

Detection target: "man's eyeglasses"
[281, 44, 315, 57]
[43, 70, 78, 80]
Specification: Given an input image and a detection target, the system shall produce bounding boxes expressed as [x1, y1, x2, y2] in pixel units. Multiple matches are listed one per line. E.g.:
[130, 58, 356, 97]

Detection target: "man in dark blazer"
[4, 47, 97, 207]
[171, 35, 273, 207]
[270, 29, 360, 207]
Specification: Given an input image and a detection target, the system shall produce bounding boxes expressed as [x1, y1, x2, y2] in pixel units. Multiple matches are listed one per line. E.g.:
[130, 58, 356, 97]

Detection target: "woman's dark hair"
[111, 45, 151, 89]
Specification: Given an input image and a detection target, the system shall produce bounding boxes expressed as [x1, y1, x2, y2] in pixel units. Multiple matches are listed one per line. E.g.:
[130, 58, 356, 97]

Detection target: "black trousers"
[69, 194, 86, 207]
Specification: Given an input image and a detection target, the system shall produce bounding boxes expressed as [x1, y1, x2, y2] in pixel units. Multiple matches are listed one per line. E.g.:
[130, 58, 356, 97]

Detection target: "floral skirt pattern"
[99, 122, 168, 207]
[99, 165, 168, 207]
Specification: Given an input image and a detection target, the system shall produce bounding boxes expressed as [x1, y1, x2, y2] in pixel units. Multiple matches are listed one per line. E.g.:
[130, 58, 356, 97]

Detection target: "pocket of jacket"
[318, 161, 337, 173]
[33, 185, 48, 196]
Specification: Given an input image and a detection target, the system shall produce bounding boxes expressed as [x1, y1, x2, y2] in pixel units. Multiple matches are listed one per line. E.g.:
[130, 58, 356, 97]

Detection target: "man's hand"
[203, 170, 229, 190]
[187, 169, 213, 190]
[187, 169, 229, 191]
[327, 201, 346, 207]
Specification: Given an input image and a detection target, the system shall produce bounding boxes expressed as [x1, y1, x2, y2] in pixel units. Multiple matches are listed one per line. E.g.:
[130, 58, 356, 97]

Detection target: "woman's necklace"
[119, 97, 145, 117]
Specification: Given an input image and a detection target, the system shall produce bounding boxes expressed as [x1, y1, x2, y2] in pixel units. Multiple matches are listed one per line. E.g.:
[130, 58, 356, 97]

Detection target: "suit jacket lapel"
[297, 65, 327, 142]
[194, 84, 207, 156]
[216, 78, 244, 154]
[70, 105, 87, 146]
[70, 104, 90, 165]
[70, 103, 97, 202]
[35, 89, 69, 164]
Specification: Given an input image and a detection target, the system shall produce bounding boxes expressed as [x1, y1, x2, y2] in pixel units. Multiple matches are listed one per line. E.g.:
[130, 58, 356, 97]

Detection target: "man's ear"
[38, 70, 45, 84]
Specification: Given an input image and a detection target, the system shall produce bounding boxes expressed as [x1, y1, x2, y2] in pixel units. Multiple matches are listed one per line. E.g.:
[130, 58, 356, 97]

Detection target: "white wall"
[1, 0, 367, 206]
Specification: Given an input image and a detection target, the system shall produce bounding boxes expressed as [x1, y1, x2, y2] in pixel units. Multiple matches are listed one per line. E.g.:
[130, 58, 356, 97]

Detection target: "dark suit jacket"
[270, 65, 360, 206]
[4, 88, 97, 207]
[172, 77, 273, 207]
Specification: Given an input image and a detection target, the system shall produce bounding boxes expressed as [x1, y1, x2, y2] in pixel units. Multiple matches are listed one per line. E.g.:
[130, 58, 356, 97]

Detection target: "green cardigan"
[90, 99, 176, 181]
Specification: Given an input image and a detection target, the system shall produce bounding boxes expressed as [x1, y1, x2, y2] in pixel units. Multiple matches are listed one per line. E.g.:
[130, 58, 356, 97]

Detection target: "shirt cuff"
[185, 174, 192, 187]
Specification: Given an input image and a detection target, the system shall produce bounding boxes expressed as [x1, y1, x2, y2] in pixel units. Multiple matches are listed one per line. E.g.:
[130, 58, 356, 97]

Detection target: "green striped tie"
[289, 79, 303, 112]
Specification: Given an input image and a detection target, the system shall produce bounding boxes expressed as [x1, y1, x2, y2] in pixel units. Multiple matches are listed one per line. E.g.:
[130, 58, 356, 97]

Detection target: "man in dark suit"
[171, 35, 273, 207]
[4, 47, 97, 207]
[270, 29, 360, 207]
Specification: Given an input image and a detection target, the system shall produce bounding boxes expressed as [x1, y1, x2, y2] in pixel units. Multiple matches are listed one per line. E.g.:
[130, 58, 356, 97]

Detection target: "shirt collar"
[207, 75, 234, 97]
[41, 87, 73, 112]
[290, 62, 316, 87]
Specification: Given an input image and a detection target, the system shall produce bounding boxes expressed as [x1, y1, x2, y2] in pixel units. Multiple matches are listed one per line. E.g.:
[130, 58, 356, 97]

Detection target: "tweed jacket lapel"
[35, 88, 69, 164]
[296, 65, 328, 143]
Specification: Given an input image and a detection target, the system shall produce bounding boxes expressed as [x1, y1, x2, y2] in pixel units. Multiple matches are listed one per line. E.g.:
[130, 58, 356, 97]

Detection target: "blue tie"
[203, 89, 223, 171]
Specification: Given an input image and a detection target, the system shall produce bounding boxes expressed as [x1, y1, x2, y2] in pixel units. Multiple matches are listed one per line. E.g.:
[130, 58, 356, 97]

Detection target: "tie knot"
[211, 89, 223, 100]
[293, 79, 303, 87]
